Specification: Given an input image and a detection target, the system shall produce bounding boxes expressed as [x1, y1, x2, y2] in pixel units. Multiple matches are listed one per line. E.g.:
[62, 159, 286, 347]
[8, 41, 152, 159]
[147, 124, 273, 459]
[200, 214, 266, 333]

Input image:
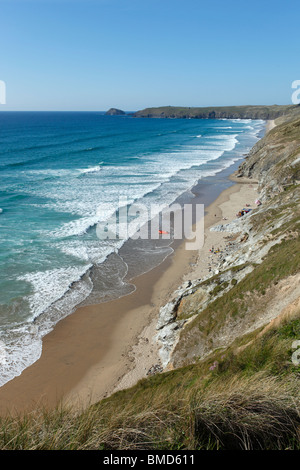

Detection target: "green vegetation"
[0, 312, 299, 450]
[0, 219, 299, 450]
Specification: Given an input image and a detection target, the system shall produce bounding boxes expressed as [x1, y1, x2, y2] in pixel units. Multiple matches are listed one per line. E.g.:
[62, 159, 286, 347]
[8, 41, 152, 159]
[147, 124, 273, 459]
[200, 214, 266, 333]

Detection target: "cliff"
[96, 107, 300, 450]
[134, 104, 300, 120]
[236, 115, 300, 200]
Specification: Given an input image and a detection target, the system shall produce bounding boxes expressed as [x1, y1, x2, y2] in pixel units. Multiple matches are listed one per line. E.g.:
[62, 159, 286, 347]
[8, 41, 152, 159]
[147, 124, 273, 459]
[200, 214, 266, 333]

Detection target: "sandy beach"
[0, 174, 260, 416]
[184, 179, 258, 283]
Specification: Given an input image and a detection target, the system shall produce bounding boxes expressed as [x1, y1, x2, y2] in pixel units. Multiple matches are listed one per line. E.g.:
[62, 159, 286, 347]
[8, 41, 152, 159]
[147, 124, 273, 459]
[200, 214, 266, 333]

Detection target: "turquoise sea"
[0, 112, 265, 385]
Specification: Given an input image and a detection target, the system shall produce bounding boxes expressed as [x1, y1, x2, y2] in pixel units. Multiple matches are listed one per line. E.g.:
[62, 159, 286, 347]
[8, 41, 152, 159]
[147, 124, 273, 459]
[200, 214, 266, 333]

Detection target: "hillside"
[0, 110, 299, 450]
[105, 108, 126, 115]
[134, 104, 300, 120]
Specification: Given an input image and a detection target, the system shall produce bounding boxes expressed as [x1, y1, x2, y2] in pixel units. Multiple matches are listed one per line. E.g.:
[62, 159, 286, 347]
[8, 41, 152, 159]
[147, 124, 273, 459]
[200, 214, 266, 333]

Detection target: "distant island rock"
[105, 108, 126, 116]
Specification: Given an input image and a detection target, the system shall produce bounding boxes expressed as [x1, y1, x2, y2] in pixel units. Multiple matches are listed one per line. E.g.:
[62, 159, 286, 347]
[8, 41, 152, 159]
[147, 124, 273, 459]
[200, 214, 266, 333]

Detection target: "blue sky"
[0, 0, 299, 111]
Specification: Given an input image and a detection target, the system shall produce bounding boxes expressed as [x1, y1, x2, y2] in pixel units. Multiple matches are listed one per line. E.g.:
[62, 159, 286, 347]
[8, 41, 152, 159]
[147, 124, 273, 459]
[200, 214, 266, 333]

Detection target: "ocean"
[0, 111, 265, 386]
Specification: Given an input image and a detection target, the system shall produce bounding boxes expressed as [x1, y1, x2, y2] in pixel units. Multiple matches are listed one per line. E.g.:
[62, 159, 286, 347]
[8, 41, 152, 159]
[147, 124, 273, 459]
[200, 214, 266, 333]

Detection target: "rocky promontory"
[105, 108, 126, 116]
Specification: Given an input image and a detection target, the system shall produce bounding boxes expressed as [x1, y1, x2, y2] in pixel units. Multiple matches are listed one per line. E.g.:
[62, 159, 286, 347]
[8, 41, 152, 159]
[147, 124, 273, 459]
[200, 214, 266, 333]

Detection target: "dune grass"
[0, 311, 299, 450]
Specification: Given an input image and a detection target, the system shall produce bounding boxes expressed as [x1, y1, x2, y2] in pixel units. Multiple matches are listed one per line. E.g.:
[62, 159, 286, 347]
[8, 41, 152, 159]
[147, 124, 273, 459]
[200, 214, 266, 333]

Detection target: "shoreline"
[0, 171, 259, 415]
[0, 124, 266, 416]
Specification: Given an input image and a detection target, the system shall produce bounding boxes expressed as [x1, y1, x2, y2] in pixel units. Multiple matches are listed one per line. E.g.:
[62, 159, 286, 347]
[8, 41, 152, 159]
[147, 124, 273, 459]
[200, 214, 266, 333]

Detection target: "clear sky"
[1, 0, 299, 111]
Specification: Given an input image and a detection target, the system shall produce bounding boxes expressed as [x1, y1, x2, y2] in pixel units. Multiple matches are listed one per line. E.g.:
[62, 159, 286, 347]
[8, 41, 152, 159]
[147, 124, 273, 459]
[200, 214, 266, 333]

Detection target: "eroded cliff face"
[237, 117, 300, 200]
[155, 113, 300, 370]
[105, 108, 126, 115]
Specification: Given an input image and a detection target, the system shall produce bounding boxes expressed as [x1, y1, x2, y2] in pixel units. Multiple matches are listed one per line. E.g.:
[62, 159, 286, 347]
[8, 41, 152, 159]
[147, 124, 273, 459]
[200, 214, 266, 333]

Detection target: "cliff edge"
[105, 108, 126, 115]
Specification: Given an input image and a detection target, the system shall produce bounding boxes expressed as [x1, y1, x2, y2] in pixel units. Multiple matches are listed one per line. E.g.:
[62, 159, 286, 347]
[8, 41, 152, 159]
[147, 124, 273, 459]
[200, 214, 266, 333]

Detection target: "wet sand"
[0, 171, 259, 416]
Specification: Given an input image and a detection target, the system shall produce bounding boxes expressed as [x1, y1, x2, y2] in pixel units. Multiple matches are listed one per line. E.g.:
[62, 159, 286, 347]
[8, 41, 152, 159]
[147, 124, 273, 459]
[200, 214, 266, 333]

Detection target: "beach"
[0, 109, 266, 417]
[0, 168, 260, 415]
[1, 1, 299, 452]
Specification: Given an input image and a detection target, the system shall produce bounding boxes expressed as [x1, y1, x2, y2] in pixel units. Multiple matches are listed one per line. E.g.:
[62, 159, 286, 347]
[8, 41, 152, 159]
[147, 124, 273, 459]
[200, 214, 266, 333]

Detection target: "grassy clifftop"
[1, 300, 298, 450]
[237, 115, 300, 198]
[0, 109, 299, 450]
[134, 104, 300, 120]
